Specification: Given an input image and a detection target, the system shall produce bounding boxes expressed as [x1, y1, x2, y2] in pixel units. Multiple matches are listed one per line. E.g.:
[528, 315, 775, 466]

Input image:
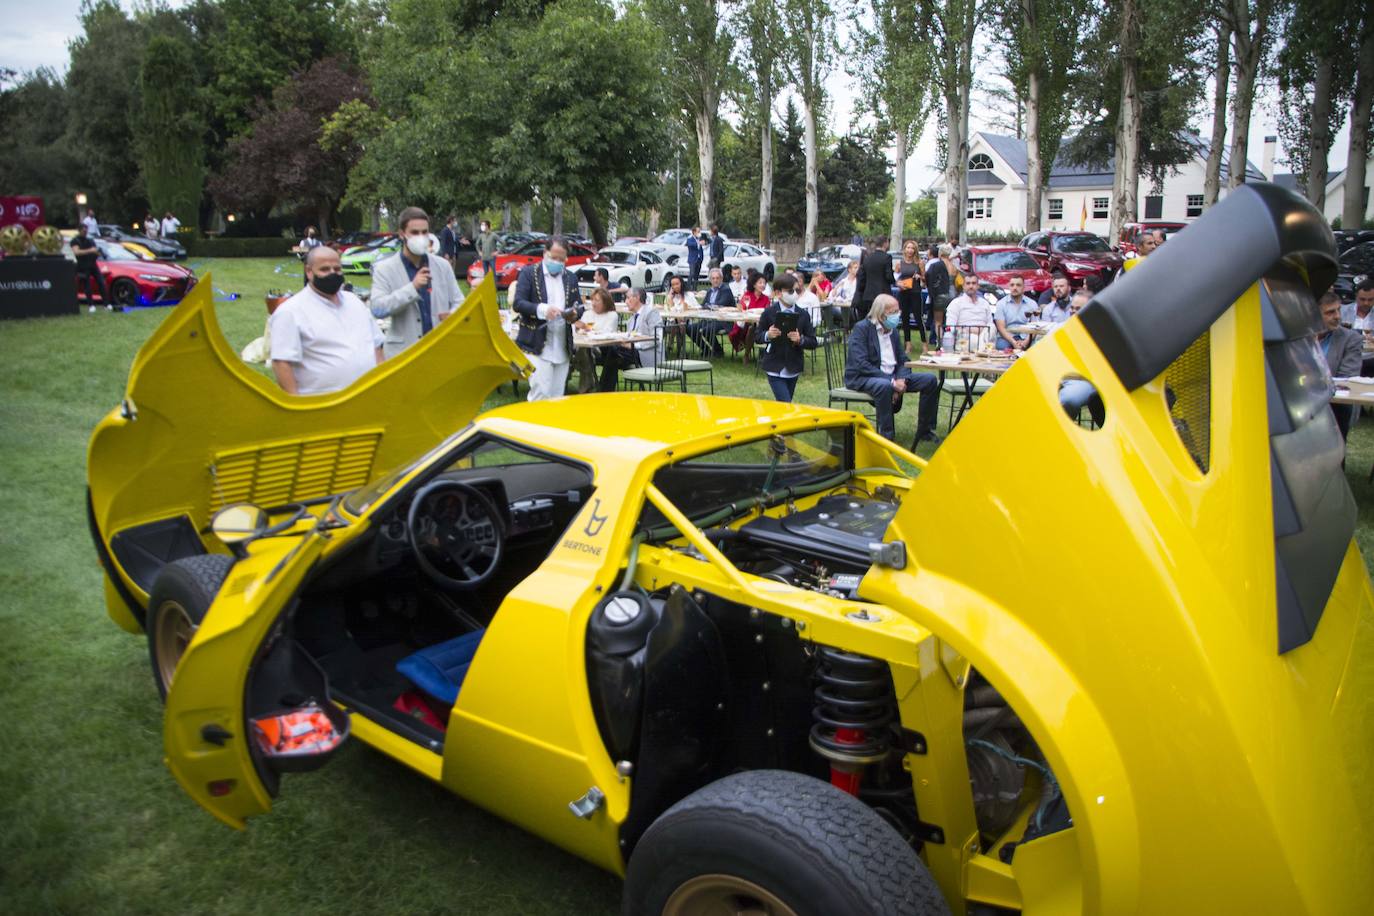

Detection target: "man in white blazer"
[369, 207, 464, 359]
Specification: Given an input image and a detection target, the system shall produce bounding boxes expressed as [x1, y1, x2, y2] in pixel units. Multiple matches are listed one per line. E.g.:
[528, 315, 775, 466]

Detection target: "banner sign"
[0, 257, 77, 319]
[0, 197, 46, 233]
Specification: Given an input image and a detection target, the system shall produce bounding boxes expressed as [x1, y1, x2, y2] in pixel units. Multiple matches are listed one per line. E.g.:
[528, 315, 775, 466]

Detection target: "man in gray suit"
[1320, 290, 1364, 440]
[370, 207, 464, 358]
[622, 287, 662, 369]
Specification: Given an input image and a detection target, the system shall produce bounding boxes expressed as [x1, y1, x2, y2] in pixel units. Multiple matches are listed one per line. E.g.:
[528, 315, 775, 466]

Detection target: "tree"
[1344, 12, 1374, 228]
[734, 0, 785, 244]
[917, 0, 981, 242]
[771, 98, 808, 236]
[819, 133, 892, 237]
[643, 0, 733, 227]
[998, 0, 1087, 231]
[1111, 0, 1142, 243]
[1203, 18, 1230, 208]
[853, 0, 934, 242]
[138, 35, 205, 231]
[1219, 0, 1276, 190]
[1275, 0, 1352, 208]
[780, 0, 836, 252]
[210, 56, 373, 234]
[0, 70, 81, 225]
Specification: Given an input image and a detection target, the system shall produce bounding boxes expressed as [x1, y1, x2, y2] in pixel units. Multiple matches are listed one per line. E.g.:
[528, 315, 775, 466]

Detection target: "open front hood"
[88, 274, 529, 607]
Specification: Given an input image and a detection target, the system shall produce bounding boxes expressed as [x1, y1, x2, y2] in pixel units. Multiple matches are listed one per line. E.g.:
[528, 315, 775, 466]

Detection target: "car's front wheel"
[146, 554, 234, 700]
[622, 769, 948, 916]
[111, 278, 139, 307]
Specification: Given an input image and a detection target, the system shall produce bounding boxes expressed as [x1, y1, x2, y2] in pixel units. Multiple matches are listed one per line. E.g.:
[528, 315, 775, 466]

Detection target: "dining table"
[907, 352, 1019, 427]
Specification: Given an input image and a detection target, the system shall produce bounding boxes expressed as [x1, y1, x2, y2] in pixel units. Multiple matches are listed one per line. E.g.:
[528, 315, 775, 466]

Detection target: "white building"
[934, 131, 1265, 238]
[1274, 154, 1374, 226]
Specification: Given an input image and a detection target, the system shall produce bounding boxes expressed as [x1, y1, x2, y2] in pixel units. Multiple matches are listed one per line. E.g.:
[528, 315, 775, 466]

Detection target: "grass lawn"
[1, 256, 1371, 913]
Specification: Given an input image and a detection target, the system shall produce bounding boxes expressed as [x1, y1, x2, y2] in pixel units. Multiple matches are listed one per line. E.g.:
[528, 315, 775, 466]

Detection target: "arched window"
[968, 153, 995, 171]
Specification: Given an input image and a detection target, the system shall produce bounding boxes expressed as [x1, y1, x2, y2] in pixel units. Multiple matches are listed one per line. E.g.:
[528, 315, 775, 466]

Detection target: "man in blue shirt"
[993, 276, 1038, 350]
[686, 226, 704, 290]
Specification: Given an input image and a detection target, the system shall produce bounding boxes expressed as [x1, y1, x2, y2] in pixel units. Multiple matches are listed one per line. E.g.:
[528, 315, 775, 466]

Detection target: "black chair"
[823, 329, 876, 420]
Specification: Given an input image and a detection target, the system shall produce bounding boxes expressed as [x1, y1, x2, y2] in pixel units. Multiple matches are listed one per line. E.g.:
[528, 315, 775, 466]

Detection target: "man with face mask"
[757, 275, 819, 402]
[369, 207, 464, 358]
[512, 238, 584, 400]
[844, 294, 940, 443]
[270, 246, 384, 395]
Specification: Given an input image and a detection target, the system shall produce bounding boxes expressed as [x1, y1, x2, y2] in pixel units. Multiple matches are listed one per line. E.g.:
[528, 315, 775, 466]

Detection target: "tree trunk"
[1307, 55, 1333, 208]
[1110, 0, 1141, 244]
[1204, 21, 1230, 207]
[943, 86, 964, 241]
[578, 195, 607, 247]
[607, 199, 619, 242]
[758, 77, 774, 246]
[520, 201, 532, 232]
[890, 129, 909, 244]
[578, 206, 589, 240]
[552, 197, 563, 236]
[370, 205, 380, 232]
[1344, 24, 1374, 228]
[802, 96, 819, 252]
[1025, 64, 1043, 231]
[1227, 1, 1270, 190]
[501, 201, 512, 231]
[953, 3, 975, 243]
[648, 207, 661, 236]
[317, 202, 331, 239]
[695, 108, 717, 228]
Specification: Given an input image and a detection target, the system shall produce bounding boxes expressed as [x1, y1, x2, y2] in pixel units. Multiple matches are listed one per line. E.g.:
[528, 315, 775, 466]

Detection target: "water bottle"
[941, 328, 954, 353]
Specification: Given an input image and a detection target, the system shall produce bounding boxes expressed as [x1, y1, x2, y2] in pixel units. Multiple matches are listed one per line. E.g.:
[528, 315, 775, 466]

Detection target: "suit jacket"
[708, 234, 725, 261]
[699, 284, 736, 309]
[1324, 326, 1364, 378]
[845, 319, 914, 388]
[369, 252, 464, 358]
[686, 236, 704, 264]
[853, 249, 895, 307]
[512, 262, 583, 357]
[757, 304, 818, 375]
[625, 304, 662, 367]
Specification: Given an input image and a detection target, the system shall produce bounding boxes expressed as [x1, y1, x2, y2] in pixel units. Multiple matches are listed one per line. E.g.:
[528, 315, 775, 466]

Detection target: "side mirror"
[211, 503, 269, 549]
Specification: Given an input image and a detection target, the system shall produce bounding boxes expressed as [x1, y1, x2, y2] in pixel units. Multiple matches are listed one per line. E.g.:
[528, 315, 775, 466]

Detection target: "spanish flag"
[1079, 198, 1088, 230]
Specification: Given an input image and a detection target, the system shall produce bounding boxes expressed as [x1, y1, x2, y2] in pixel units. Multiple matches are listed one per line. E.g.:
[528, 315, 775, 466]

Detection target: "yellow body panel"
[87, 275, 528, 622]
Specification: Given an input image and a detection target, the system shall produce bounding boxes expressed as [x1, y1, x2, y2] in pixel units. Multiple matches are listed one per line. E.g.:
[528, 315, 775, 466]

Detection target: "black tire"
[764, 263, 775, 281]
[111, 278, 139, 306]
[146, 554, 234, 700]
[622, 769, 948, 916]
[661, 272, 675, 292]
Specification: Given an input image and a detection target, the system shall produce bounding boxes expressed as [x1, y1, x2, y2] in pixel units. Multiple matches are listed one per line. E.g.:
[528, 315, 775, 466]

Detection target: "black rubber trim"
[1078, 182, 1337, 391]
[86, 488, 147, 627]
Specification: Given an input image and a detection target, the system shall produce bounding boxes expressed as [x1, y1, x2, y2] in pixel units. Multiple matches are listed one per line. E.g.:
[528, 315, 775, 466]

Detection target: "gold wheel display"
[663, 874, 798, 916]
[153, 599, 197, 690]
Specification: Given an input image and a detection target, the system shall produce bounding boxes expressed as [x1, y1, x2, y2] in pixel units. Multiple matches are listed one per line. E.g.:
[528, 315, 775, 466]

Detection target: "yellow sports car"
[88, 184, 1373, 914]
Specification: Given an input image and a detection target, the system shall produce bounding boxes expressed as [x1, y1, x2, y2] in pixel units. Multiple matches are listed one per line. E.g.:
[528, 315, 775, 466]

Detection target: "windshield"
[361, 235, 395, 251]
[1052, 235, 1111, 254]
[654, 230, 689, 245]
[975, 250, 1040, 271]
[95, 240, 140, 261]
[598, 250, 636, 264]
[640, 427, 851, 532]
[1341, 245, 1374, 271]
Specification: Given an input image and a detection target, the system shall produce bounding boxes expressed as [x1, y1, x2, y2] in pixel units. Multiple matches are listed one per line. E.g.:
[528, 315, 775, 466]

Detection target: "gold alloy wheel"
[153, 599, 197, 689]
[662, 874, 799, 916]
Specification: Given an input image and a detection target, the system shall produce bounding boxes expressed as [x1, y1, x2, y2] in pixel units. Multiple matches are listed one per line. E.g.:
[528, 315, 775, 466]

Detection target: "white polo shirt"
[270, 286, 383, 395]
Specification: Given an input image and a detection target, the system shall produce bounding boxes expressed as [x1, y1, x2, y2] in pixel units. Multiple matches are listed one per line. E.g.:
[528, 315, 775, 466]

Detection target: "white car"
[574, 246, 678, 293]
[638, 228, 737, 269]
[719, 242, 776, 281]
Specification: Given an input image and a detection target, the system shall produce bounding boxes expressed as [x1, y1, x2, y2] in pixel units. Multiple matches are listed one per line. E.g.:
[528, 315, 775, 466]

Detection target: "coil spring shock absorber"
[808, 646, 895, 796]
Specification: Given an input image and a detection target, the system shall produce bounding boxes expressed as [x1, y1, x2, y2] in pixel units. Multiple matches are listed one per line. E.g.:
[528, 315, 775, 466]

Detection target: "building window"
[1144, 195, 1163, 219]
[969, 153, 994, 171]
[1047, 198, 1063, 220]
[966, 197, 994, 220]
[1186, 194, 1204, 218]
[1092, 197, 1109, 219]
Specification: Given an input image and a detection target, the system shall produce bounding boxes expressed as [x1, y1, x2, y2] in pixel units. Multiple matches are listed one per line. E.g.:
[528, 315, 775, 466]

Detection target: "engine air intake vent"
[210, 430, 382, 510]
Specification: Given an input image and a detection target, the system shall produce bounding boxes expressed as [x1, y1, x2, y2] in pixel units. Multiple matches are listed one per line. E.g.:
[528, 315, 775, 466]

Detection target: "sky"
[1, 0, 1353, 199]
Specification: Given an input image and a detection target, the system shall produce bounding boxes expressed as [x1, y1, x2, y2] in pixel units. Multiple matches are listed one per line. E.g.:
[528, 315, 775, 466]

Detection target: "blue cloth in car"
[395, 629, 485, 706]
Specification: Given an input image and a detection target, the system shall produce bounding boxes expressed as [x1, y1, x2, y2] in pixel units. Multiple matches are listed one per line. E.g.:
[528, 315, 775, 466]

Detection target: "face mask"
[545, 258, 564, 276]
[406, 235, 429, 256]
[781, 292, 797, 306]
[882, 314, 900, 330]
[311, 272, 345, 295]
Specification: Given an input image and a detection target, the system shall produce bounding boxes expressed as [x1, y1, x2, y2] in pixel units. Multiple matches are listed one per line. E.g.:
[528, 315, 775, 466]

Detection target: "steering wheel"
[406, 480, 506, 590]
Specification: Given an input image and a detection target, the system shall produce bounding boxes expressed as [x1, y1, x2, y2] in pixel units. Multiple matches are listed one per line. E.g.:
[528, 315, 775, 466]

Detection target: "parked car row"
[62, 234, 197, 307]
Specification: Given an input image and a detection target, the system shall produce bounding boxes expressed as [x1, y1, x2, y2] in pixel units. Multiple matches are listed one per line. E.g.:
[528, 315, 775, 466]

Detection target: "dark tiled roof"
[1273, 173, 1299, 191]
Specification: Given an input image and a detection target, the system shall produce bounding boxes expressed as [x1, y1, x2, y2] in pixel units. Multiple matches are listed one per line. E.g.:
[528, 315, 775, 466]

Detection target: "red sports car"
[1018, 230, 1123, 288]
[466, 239, 598, 289]
[75, 239, 197, 308]
[955, 246, 1053, 296]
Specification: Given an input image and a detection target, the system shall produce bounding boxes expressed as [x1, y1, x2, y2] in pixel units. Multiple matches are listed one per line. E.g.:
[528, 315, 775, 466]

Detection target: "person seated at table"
[946, 272, 993, 330]
[663, 274, 697, 310]
[1319, 290, 1363, 440]
[827, 259, 860, 328]
[621, 286, 662, 369]
[810, 268, 833, 301]
[993, 275, 1038, 350]
[799, 272, 826, 329]
[758, 275, 818, 403]
[731, 270, 770, 351]
[695, 266, 734, 356]
[1341, 277, 1374, 330]
[728, 264, 747, 299]
[844, 294, 940, 445]
[574, 288, 625, 392]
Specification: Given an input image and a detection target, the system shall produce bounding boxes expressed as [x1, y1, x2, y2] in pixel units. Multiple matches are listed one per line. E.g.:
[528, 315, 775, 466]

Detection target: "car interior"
[276, 436, 595, 751]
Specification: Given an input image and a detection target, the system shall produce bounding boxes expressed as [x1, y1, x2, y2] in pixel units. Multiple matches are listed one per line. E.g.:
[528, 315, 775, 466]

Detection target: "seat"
[662, 322, 714, 393]
[823, 329, 876, 420]
[395, 628, 486, 707]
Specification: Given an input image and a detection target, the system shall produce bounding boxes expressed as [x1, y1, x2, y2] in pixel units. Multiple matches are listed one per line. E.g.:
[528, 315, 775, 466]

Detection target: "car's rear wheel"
[111, 278, 138, 306]
[622, 769, 949, 916]
[146, 554, 234, 700]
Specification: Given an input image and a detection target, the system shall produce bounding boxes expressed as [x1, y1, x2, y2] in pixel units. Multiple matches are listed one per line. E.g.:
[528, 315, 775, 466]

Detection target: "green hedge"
[184, 236, 296, 258]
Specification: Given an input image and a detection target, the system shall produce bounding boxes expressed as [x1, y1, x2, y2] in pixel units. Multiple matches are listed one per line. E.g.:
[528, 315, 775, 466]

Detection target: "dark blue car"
[796, 244, 863, 282]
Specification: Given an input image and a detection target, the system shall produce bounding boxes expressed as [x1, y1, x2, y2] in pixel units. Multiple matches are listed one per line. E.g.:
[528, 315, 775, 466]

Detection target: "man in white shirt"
[946, 272, 994, 329]
[270, 247, 384, 395]
[512, 238, 583, 400]
[160, 211, 181, 238]
[728, 264, 746, 300]
[1341, 278, 1374, 330]
[993, 276, 1038, 350]
[81, 209, 99, 237]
